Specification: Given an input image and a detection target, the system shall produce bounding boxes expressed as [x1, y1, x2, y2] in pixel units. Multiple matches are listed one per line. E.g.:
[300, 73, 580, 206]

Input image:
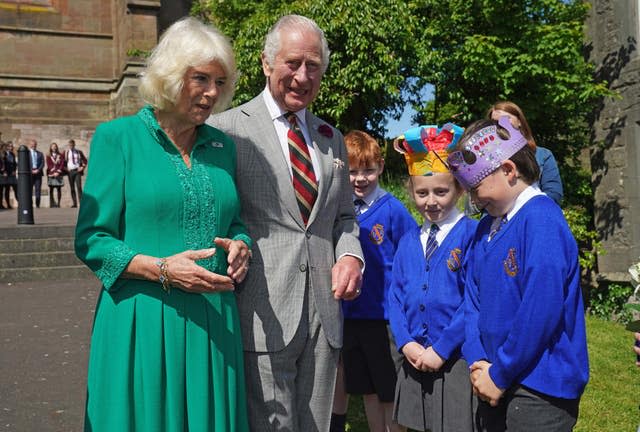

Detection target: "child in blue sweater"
[449, 117, 589, 431]
[331, 130, 417, 432]
[388, 123, 477, 432]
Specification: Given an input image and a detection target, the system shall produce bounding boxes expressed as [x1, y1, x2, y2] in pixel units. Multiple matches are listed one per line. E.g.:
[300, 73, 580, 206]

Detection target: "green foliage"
[563, 205, 602, 271]
[191, 1, 613, 302]
[126, 48, 150, 58]
[588, 282, 634, 323]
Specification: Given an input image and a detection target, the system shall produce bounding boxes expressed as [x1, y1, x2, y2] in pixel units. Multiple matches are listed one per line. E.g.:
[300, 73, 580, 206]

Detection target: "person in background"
[388, 124, 476, 432]
[2, 141, 18, 208]
[46, 142, 65, 208]
[207, 14, 363, 432]
[74, 17, 251, 431]
[451, 117, 588, 431]
[28, 139, 45, 208]
[487, 100, 563, 205]
[331, 130, 416, 432]
[0, 142, 6, 209]
[65, 139, 87, 208]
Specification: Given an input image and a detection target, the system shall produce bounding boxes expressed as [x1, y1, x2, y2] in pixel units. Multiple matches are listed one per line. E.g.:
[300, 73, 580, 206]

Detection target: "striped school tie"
[488, 215, 508, 241]
[354, 198, 366, 215]
[425, 224, 439, 261]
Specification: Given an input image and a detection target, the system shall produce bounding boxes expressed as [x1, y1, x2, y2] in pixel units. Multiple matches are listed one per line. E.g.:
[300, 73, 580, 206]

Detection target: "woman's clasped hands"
[163, 237, 251, 294]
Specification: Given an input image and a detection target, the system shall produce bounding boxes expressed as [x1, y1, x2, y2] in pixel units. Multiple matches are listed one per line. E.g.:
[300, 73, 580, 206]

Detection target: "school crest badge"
[503, 248, 519, 276]
[447, 248, 463, 272]
[369, 224, 384, 245]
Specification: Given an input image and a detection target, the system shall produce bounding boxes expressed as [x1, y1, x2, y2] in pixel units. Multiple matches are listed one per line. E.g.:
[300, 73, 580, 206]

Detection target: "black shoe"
[71, 204, 77, 208]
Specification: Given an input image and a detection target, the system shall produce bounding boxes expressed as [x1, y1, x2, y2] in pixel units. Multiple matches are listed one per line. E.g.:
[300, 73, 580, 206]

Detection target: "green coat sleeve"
[74, 121, 138, 290]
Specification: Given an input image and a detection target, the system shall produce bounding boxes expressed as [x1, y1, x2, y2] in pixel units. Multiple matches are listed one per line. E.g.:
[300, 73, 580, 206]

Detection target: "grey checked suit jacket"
[208, 94, 363, 352]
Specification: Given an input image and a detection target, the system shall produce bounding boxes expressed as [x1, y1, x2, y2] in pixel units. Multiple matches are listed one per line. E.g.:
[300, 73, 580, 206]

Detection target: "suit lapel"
[242, 97, 304, 226]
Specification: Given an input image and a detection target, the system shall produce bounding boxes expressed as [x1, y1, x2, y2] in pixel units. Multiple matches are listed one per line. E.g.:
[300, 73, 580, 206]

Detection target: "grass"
[575, 315, 639, 431]
[344, 315, 639, 431]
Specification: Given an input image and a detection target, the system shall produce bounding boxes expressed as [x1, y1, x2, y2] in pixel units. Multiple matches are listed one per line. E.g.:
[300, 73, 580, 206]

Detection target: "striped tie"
[286, 112, 318, 225]
[488, 215, 508, 241]
[425, 224, 439, 261]
[354, 198, 366, 215]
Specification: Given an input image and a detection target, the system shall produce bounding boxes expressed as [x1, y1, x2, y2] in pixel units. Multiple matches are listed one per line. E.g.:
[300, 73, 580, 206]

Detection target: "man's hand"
[214, 237, 251, 283]
[331, 255, 363, 300]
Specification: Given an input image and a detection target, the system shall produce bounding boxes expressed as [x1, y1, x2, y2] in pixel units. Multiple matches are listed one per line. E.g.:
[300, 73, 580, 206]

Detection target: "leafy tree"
[414, 0, 610, 167]
[410, 0, 613, 280]
[191, 0, 429, 137]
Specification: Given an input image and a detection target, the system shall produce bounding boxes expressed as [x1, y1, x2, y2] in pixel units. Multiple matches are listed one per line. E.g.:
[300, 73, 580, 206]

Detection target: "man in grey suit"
[208, 14, 364, 432]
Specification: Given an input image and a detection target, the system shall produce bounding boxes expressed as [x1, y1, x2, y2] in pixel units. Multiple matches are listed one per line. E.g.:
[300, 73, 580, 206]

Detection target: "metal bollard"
[17, 145, 34, 224]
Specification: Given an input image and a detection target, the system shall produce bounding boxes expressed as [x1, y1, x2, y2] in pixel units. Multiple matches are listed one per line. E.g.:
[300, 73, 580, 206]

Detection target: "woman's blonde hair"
[138, 17, 237, 113]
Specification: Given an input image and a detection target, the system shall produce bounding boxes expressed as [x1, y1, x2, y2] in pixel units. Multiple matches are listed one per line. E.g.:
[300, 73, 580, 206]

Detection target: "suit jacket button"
[299, 264, 307, 272]
[305, 231, 312, 239]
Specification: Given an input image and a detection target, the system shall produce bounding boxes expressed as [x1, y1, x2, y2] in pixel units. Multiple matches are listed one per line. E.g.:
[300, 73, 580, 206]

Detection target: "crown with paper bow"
[447, 116, 528, 189]
[394, 123, 464, 176]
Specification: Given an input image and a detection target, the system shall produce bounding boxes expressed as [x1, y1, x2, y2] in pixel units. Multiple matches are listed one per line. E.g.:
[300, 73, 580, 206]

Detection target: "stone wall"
[0, 0, 165, 206]
[587, 0, 640, 281]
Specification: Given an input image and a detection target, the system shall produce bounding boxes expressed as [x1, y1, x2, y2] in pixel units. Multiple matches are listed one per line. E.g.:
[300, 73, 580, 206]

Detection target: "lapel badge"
[210, 141, 224, 148]
[333, 158, 345, 169]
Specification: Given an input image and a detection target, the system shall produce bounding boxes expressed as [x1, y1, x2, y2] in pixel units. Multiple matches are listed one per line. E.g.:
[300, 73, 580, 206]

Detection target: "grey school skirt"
[393, 357, 475, 432]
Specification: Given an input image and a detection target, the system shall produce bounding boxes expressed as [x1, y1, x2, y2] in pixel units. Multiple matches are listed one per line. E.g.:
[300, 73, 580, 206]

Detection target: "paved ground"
[0, 206, 79, 227]
[0, 279, 100, 432]
[1, 206, 99, 431]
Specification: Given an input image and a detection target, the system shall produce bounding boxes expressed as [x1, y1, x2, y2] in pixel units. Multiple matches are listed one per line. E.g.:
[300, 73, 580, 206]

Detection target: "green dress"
[75, 106, 251, 432]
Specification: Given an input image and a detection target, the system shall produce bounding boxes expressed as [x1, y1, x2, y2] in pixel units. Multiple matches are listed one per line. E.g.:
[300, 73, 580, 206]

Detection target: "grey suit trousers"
[243, 278, 339, 432]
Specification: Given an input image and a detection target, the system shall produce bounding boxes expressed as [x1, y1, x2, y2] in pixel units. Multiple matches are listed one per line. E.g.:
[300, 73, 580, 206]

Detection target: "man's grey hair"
[263, 15, 330, 75]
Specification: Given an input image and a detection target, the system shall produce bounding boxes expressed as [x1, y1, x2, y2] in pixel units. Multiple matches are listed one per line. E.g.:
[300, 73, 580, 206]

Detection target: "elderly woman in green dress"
[75, 17, 251, 431]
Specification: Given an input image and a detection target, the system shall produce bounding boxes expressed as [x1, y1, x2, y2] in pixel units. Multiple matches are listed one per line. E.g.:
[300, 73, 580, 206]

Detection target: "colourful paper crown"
[447, 116, 528, 189]
[394, 123, 464, 176]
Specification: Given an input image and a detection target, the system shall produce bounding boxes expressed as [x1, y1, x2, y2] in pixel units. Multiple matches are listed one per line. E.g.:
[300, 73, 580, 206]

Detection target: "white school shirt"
[420, 209, 464, 255]
[488, 185, 545, 241]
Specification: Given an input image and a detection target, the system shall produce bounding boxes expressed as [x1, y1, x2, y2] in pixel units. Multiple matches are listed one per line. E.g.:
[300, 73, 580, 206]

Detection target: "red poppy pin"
[318, 124, 333, 138]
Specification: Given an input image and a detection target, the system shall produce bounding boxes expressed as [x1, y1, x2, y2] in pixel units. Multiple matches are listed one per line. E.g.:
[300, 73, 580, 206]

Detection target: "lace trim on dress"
[97, 243, 137, 290]
[137, 105, 220, 273]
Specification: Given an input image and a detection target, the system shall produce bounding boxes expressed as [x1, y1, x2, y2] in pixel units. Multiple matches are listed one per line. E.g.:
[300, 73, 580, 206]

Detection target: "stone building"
[0, 0, 191, 205]
[587, 0, 640, 282]
[1, 0, 157, 147]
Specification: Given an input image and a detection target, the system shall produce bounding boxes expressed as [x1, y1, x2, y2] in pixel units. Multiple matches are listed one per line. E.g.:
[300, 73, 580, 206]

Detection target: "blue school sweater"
[462, 195, 589, 399]
[342, 193, 417, 320]
[388, 216, 477, 361]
